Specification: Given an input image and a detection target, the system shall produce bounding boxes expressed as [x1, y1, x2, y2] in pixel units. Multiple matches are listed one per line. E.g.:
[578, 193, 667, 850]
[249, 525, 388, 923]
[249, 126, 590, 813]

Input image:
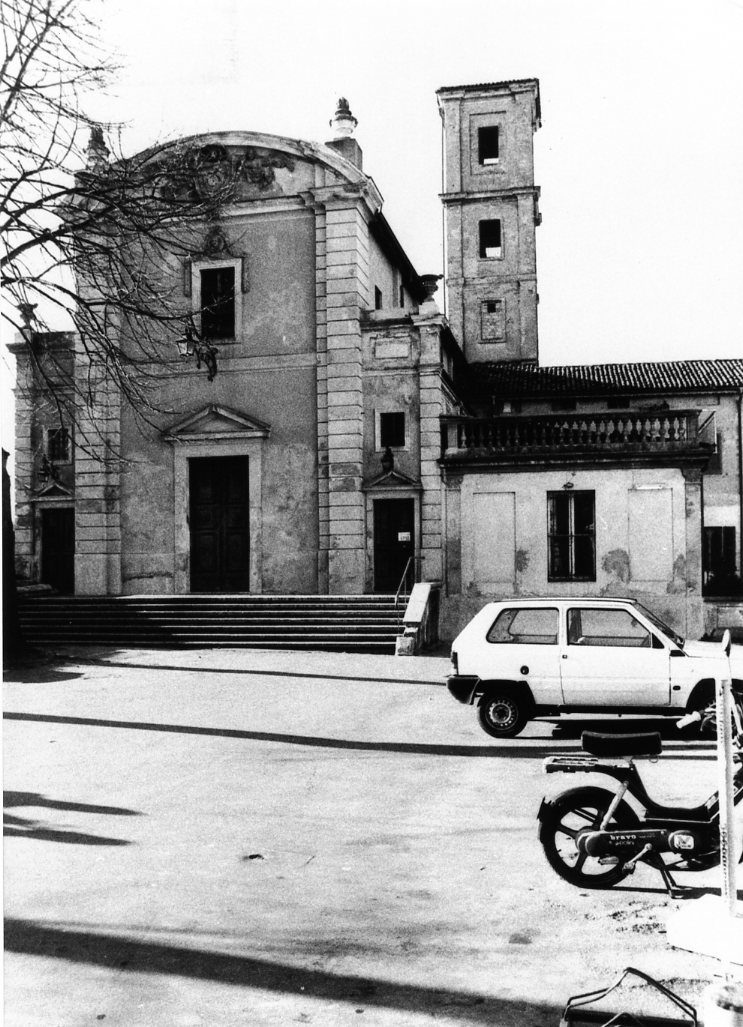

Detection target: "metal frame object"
[560, 967, 697, 1027]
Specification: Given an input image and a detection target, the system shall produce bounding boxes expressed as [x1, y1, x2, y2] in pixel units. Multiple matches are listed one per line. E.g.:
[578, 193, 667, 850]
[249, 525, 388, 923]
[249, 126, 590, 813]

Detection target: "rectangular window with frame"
[478, 126, 500, 165]
[47, 427, 71, 463]
[200, 266, 235, 338]
[374, 286, 383, 310]
[481, 299, 506, 341]
[479, 219, 502, 259]
[548, 490, 596, 581]
[379, 411, 406, 449]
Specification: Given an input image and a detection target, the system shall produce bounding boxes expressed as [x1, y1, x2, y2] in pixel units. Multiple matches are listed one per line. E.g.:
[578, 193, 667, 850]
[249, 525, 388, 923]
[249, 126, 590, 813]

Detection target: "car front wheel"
[478, 691, 528, 739]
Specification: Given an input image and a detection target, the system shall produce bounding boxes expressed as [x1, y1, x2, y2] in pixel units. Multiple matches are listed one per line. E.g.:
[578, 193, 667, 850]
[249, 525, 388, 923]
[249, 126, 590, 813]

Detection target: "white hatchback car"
[447, 597, 743, 738]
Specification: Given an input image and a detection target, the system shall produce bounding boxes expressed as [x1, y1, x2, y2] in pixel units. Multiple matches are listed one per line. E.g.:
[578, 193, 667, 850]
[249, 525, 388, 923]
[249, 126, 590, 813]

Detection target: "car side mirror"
[669, 648, 685, 658]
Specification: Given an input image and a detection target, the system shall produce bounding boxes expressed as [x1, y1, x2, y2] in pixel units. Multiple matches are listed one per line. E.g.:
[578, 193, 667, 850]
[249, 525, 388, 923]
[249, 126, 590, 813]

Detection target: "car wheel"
[477, 691, 528, 739]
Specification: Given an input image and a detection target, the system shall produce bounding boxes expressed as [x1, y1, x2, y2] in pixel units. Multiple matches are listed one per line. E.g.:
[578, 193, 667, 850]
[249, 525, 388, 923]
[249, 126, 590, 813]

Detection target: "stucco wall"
[441, 465, 704, 641]
[118, 205, 320, 595]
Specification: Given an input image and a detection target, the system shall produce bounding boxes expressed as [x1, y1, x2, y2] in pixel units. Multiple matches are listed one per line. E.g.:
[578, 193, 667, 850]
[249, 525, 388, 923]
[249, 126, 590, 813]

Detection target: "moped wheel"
[539, 785, 640, 889]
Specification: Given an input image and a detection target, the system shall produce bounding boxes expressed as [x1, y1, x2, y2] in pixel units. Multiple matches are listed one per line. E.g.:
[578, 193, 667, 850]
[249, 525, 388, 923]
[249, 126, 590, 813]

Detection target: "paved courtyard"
[3, 646, 738, 1025]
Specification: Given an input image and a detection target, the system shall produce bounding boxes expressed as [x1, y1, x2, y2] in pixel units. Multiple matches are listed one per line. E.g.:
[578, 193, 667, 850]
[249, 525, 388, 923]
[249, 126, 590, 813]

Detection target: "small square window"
[479, 219, 502, 259]
[200, 266, 235, 339]
[380, 411, 405, 449]
[47, 427, 71, 463]
[481, 299, 506, 341]
[374, 286, 383, 310]
[478, 126, 500, 165]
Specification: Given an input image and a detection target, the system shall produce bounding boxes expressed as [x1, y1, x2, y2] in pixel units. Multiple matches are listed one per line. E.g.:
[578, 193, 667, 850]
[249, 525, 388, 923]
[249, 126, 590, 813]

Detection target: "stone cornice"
[440, 186, 540, 205]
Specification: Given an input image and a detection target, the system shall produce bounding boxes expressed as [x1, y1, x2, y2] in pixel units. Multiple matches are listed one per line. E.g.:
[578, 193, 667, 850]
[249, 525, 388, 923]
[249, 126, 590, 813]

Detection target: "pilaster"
[414, 318, 450, 583]
[318, 198, 370, 594]
[73, 340, 122, 595]
[11, 346, 36, 582]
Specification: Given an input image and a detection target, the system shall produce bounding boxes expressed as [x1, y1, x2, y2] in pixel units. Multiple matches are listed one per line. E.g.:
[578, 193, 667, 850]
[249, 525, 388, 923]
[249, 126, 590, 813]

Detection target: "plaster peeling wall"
[442, 465, 703, 640]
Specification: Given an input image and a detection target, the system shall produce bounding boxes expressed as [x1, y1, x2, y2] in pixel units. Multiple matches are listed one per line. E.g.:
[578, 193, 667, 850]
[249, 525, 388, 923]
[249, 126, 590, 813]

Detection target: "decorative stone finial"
[329, 97, 358, 139]
[418, 274, 443, 315]
[420, 274, 442, 302]
[86, 124, 110, 170]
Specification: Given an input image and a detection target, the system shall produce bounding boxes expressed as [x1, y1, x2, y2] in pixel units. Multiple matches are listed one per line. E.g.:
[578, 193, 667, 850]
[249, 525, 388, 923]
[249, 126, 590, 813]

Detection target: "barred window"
[47, 427, 71, 463]
[548, 491, 596, 581]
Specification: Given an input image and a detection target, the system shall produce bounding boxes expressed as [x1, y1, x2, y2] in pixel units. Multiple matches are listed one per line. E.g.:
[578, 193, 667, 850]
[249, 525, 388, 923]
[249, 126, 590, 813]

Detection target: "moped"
[537, 690, 743, 895]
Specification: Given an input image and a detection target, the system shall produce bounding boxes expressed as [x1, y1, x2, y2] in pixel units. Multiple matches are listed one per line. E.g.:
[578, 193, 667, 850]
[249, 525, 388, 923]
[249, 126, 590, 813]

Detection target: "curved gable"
[142, 130, 374, 207]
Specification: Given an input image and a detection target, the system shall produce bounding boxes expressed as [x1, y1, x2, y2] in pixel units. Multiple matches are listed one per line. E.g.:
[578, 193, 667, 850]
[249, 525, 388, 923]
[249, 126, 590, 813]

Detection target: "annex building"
[11, 81, 743, 643]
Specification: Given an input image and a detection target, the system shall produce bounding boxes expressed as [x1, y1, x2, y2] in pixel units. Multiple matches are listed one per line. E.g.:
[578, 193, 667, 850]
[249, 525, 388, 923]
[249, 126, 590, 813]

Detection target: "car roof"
[487, 597, 640, 605]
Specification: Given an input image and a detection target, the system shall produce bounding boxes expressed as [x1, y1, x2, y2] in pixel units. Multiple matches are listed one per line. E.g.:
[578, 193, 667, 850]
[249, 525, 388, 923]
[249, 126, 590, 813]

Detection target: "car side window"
[487, 608, 559, 645]
[567, 608, 652, 648]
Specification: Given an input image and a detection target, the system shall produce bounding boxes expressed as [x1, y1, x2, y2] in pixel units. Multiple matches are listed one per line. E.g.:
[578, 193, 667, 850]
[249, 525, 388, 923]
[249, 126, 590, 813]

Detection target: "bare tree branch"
[1, 0, 223, 460]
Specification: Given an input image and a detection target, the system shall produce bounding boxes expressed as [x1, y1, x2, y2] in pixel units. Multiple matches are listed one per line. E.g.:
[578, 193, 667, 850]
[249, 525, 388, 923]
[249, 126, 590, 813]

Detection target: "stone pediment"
[362, 468, 422, 492]
[35, 480, 73, 498]
[162, 405, 270, 443]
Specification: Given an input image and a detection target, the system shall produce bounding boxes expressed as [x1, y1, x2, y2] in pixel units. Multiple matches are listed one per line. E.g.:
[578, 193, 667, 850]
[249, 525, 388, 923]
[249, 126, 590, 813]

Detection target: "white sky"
[91, 0, 743, 366]
[2, 0, 742, 454]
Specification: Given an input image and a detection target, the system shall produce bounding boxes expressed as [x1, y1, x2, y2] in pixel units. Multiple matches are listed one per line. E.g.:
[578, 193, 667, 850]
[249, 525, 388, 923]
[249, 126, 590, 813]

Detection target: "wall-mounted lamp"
[39, 455, 60, 484]
[176, 324, 219, 382]
[562, 481, 574, 490]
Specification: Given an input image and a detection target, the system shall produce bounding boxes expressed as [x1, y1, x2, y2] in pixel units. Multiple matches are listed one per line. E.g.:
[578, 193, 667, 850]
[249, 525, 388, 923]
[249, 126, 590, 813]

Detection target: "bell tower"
[437, 79, 541, 363]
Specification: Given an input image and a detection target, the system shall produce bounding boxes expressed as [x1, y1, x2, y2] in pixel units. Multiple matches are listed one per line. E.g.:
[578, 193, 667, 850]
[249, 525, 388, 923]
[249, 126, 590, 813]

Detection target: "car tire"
[477, 691, 528, 739]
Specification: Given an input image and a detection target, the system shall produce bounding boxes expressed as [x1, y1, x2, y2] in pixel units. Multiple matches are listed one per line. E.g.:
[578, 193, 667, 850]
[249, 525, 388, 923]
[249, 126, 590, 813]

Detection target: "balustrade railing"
[441, 410, 706, 458]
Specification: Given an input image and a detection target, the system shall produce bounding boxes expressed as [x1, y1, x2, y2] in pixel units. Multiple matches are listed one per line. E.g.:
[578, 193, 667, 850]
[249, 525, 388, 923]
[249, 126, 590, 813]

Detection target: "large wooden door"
[189, 457, 250, 592]
[41, 508, 75, 594]
[373, 498, 414, 593]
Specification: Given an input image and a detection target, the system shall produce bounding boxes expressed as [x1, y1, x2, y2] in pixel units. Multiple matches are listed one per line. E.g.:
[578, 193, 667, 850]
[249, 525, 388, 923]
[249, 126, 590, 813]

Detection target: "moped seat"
[581, 731, 662, 758]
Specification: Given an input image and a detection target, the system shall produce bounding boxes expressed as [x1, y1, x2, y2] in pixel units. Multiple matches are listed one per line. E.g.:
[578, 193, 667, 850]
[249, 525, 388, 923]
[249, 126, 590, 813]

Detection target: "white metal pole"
[714, 630, 737, 918]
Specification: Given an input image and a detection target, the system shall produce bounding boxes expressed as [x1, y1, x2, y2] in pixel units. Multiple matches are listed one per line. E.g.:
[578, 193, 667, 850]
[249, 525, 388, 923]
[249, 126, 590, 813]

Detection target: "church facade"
[11, 81, 743, 642]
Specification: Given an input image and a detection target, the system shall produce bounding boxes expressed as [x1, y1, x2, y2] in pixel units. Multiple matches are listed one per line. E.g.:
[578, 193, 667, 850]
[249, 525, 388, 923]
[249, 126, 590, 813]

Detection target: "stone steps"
[17, 595, 403, 653]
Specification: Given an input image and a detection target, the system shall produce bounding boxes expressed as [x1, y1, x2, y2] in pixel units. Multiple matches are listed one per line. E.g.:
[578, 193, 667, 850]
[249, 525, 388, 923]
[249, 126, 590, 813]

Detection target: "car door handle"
[562, 654, 568, 659]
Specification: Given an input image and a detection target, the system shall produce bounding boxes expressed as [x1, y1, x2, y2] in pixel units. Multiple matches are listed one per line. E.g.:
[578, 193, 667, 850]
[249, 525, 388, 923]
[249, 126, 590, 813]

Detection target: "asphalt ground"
[3, 646, 741, 1026]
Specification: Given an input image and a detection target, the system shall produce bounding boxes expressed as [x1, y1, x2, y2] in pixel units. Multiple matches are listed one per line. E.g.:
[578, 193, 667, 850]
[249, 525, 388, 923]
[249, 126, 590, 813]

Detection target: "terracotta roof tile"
[467, 359, 743, 400]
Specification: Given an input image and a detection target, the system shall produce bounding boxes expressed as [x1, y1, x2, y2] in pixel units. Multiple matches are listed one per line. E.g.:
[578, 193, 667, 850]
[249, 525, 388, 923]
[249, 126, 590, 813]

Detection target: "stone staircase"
[16, 594, 403, 653]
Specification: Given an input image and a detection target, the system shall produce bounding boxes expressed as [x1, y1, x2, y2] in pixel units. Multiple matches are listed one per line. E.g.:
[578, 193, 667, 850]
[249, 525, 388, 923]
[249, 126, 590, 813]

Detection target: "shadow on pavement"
[3, 791, 140, 846]
[3, 815, 132, 846]
[3, 665, 84, 684]
[4, 918, 557, 1025]
[547, 717, 708, 741]
[4, 711, 715, 759]
[3, 791, 141, 816]
[69, 656, 446, 687]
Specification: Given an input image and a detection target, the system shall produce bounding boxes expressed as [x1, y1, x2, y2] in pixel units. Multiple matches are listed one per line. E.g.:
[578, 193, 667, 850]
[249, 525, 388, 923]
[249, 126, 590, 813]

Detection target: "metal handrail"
[394, 556, 414, 612]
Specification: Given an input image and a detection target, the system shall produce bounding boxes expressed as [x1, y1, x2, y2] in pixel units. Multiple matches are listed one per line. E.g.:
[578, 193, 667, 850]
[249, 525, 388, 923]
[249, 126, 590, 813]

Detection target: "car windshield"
[634, 602, 684, 648]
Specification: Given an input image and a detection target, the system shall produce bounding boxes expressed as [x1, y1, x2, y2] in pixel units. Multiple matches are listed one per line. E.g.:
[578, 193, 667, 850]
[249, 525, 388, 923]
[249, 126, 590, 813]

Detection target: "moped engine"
[579, 827, 708, 858]
[579, 829, 668, 857]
